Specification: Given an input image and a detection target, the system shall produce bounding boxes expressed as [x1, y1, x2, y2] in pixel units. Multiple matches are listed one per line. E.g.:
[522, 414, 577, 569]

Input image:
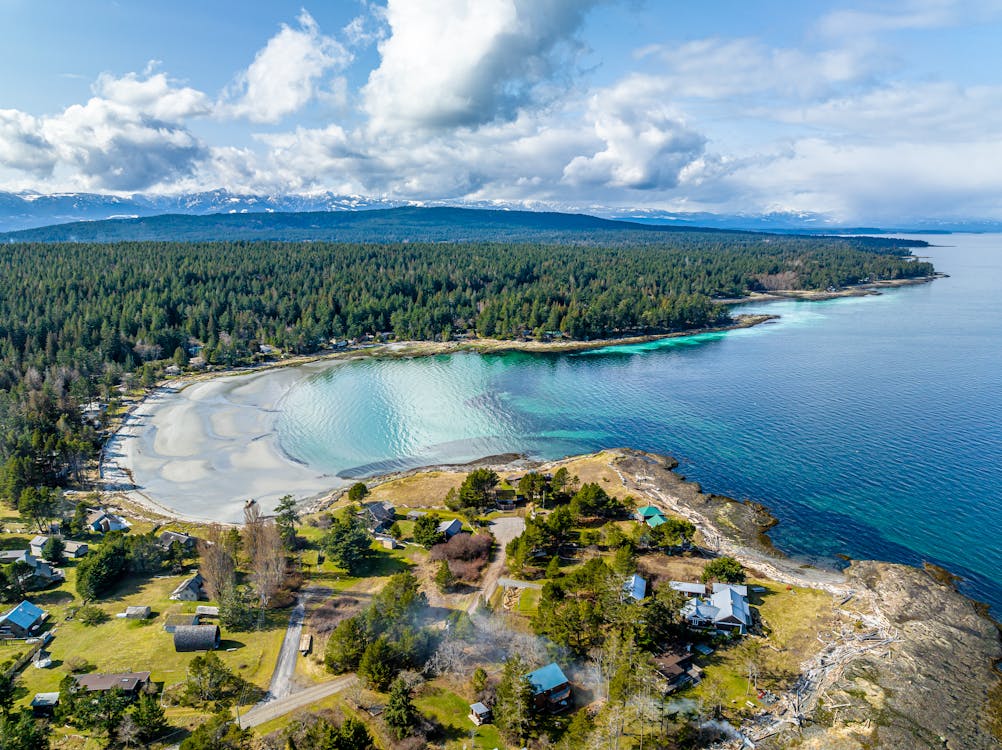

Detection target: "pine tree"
[383, 677, 417, 739]
[494, 656, 534, 744]
[434, 559, 456, 593]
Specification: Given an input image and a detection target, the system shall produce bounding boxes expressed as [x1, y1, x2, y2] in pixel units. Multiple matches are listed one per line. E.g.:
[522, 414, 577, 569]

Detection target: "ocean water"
[276, 235, 1002, 612]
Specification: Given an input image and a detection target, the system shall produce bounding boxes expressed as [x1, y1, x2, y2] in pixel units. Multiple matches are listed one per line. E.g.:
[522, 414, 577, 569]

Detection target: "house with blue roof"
[623, 573, 647, 601]
[0, 600, 47, 638]
[525, 662, 572, 711]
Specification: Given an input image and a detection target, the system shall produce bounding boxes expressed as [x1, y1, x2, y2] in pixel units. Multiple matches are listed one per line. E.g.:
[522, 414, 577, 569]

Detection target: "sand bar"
[102, 365, 344, 523]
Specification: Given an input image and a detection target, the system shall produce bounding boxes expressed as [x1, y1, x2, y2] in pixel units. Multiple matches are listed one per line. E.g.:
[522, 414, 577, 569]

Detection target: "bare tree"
[198, 524, 236, 601]
[249, 520, 286, 611]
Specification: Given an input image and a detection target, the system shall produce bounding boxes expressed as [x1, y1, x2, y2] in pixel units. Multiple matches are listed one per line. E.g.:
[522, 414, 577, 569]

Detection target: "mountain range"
[0, 190, 995, 235]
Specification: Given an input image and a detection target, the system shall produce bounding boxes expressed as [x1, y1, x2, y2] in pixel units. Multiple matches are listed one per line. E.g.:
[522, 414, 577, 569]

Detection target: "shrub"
[77, 605, 109, 626]
[64, 656, 93, 674]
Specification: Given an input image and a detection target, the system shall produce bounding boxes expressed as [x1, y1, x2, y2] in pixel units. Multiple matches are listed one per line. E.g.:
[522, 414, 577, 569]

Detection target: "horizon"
[3, 1, 1002, 225]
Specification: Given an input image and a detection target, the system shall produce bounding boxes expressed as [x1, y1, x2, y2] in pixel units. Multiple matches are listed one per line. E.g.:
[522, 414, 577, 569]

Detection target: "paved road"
[238, 675, 357, 729]
[471, 515, 526, 614]
[267, 588, 315, 700]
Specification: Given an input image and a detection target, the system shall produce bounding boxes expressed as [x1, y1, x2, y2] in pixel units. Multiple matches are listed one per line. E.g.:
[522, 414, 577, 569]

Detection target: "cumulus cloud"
[362, 0, 603, 132]
[0, 110, 56, 175]
[563, 76, 706, 190]
[225, 10, 351, 123]
[0, 71, 209, 192]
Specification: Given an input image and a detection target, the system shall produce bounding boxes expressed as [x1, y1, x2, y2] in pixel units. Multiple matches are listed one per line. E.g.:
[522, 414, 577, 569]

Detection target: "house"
[158, 530, 196, 551]
[496, 497, 516, 511]
[74, 671, 151, 696]
[669, 581, 707, 598]
[525, 662, 572, 711]
[623, 574, 647, 602]
[170, 573, 206, 601]
[64, 541, 88, 558]
[86, 509, 130, 533]
[173, 624, 221, 652]
[30, 693, 59, 717]
[1, 553, 62, 587]
[163, 614, 200, 633]
[124, 606, 151, 620]
[469, 702, 492, 725]
[652, 651, 703, 692]
[195, 605, 219, 617]
[0, 601, 46, 638]
[376, 535, 400, 550]
[681, 584, 752, 634]
[636, 505, 667, 528]
[364, 502, 396, 532]
[438, 518, 463, 539]
[28, 536, 49, 558]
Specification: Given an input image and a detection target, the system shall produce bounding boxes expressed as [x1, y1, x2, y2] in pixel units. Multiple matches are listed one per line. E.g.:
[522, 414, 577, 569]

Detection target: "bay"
[274, 234, 1002, 612]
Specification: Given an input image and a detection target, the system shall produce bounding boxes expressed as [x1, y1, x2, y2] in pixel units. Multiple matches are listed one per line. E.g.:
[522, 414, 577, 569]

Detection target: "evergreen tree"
[383, 677, 418, 739]
[434, 559, 456, 592]
[130, 693, 168, 743]
[494, 656, 534, 744]
[347, 482, 370, 503]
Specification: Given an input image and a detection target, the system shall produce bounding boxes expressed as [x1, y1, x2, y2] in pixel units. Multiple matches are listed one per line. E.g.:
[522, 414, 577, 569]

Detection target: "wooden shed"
[173, 624, 221, 652]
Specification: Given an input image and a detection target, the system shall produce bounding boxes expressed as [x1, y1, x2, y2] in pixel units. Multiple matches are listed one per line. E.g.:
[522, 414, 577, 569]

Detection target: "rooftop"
[526, 662, 570, 694]
[75, 671, 151, 692]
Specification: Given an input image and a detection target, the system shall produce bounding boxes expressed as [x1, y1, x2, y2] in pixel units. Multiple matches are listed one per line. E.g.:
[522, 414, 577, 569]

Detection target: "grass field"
[415, 682, 504, 750]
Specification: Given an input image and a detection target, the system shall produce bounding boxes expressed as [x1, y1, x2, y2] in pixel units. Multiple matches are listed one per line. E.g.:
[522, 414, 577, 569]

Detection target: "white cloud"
[0, 110, 56, 175]
[225, 10, 351, 123]
[0, 71, 209, 192]
[563, 76, 705, 190]
[817, 0, 1002, 38]
[362, 0, 603, 132]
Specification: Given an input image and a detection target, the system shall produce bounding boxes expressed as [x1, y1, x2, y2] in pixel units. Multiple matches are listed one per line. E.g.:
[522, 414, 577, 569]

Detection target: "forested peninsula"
[0, 213, 932, 505]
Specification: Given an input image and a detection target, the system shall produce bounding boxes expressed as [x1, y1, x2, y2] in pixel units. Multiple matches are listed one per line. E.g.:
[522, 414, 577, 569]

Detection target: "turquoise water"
[277, 235, 1002, 612]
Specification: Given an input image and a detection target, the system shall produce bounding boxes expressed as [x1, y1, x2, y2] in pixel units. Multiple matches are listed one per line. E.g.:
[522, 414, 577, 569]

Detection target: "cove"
[125, 235, 1002, 613]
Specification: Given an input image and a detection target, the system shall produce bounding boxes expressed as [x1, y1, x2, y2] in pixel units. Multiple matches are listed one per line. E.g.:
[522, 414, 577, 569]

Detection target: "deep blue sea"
[277, 234, 1002, 613]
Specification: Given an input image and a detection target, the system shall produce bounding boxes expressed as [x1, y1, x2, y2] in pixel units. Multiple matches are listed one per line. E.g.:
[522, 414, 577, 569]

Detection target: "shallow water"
[274, 234, 1002, 612]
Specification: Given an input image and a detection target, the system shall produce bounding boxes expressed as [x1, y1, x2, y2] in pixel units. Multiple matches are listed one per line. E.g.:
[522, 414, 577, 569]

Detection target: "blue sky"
[2, 0, 1001, 222]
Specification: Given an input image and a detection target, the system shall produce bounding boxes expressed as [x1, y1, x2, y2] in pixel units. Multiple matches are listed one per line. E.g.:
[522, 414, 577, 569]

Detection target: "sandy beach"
[102, 365, 346, 523]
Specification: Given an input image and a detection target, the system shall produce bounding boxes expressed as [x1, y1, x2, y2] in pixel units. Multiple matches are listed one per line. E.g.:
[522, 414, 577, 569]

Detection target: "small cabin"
[124, 606, 151, 620]
[0, 600, 47, 638]
[30, 693, 59, 717]
[469, 702, 492, 725]
[170, 573, 206, 601]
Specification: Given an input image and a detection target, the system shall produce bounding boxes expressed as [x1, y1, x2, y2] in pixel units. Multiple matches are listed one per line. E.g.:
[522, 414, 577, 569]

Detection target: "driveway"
[470, 515, 525, 614]
[266, 587, 318, 700]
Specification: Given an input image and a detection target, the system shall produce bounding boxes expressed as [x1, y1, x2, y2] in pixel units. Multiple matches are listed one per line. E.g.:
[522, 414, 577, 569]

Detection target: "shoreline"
[97, 274, 942, 526]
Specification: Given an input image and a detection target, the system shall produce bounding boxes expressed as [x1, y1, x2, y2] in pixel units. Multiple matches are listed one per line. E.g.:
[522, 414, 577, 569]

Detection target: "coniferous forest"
[0, 230, 932, 502]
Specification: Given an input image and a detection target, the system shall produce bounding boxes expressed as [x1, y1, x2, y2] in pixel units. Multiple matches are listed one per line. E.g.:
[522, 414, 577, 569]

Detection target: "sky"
[2, 0, 1002, 222]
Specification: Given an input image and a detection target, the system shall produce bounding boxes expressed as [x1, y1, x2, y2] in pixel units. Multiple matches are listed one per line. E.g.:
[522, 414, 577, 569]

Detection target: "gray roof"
[31, 693, 60, 707]
[669, 581, 706, 596]
[624, 574, 647, 601]
[712, 582, 748, 597]
[75, 672, 151, 692]
[173, 624, 220, 651]
[438, 518, 462, 535]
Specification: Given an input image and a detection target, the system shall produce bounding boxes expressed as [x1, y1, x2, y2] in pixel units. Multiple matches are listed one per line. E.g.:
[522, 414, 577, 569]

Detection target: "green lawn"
[416, 684, 503, 750]
[14, 570, 287, 708]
